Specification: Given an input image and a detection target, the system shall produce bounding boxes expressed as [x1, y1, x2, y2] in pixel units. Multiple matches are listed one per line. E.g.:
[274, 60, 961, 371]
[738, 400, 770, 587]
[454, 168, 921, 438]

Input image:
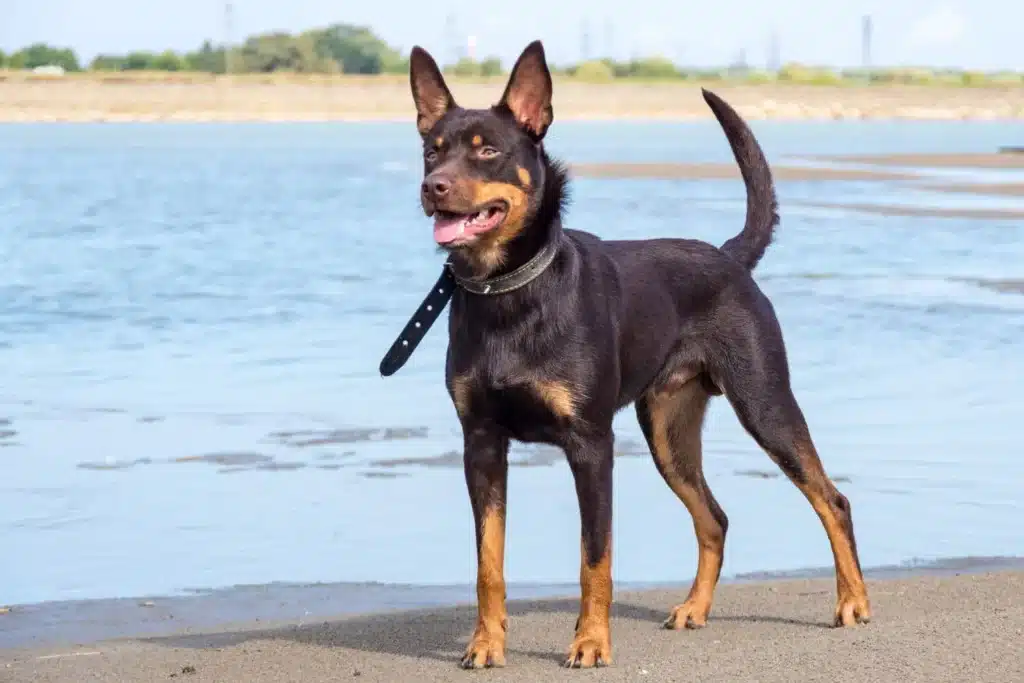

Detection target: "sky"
[2, 0, 1022, 70]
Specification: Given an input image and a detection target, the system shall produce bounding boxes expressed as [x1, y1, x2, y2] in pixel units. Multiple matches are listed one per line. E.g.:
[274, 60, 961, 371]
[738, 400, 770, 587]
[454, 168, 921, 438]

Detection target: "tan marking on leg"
[797, 467, 871, 626]
[644, 380, 725, 629]
[516, 166, 532, 187]
[532, 380, 577, 420]
[451, 375, 472, 417]
[462, 506, 508, 668]
[566, 539, 612, 668]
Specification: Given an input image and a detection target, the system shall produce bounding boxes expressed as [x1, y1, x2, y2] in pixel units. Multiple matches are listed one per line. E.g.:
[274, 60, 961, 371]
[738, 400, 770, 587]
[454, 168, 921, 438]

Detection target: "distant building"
[32, 65, 65, 76]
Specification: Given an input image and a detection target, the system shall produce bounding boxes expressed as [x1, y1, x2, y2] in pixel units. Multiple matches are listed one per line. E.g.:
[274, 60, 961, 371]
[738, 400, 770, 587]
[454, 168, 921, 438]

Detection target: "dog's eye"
[478, 146, 500, 159]
[424, 149, 438, 163]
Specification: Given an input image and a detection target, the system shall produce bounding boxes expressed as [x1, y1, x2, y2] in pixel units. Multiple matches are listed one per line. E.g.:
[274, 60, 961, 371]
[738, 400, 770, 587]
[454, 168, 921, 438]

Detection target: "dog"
[400, 39, 871, 669]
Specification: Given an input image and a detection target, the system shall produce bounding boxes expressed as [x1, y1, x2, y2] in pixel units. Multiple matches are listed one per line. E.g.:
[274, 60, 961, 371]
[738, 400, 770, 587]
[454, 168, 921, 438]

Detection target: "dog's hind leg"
[635, 378, 728, 629]
[713, 303, 871, 627]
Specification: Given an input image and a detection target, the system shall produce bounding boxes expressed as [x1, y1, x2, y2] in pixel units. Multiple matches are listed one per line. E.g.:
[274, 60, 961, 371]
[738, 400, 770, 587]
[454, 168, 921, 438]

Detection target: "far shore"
[2, 76, 1024, 123]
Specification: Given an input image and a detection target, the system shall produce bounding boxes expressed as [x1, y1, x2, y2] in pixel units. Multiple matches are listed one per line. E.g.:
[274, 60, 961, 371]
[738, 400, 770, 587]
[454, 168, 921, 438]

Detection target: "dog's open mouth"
[433, 203, 508, 246]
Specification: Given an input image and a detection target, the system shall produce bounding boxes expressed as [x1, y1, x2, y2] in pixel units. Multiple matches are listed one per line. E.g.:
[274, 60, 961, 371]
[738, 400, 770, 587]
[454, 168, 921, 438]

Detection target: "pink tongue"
[433, 215, 469, 245]
[433, 213, 493, 245]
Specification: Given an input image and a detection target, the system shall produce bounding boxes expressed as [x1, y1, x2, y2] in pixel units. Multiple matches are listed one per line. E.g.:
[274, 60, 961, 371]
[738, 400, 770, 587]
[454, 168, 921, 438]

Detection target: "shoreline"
[2, 555, 1021, 652]
[2, 562, 1022, 683]
[2, 81, 1024, 123]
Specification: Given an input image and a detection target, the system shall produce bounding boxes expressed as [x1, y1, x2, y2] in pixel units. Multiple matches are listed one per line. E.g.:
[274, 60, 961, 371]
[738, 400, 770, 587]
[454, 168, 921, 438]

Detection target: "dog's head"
[409, 40, 555, 275]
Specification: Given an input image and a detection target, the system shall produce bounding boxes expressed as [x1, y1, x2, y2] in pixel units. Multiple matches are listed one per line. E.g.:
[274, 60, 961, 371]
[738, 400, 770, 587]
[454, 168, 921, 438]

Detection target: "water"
[1, 120, 1023, 609]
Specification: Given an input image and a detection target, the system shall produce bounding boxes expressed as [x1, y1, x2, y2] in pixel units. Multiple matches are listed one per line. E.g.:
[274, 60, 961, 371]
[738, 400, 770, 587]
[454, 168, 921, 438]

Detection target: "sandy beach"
[2, 74, 1024, 122]
[2, 569, 1022, 683]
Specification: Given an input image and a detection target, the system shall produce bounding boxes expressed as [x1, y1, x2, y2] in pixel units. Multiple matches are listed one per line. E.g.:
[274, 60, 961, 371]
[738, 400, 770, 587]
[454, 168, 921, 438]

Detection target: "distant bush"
[679, 68, 727, 81]
[571, 60, 615, 82]
[868, 68, 943, 85]
[986, 71, 1024, 86]
[777, 63, 843, 85]
[961, 70, 988, 86]
[445, 56, 504, 78]
[741, 70, 776, 84]
[479, 57, 504, 77]
[619, 56, 679, 80]
[446, 58, 479, 77]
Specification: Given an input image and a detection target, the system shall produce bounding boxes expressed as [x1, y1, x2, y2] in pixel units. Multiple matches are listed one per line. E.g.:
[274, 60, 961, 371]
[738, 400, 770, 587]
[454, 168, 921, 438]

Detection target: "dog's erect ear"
[409, 46, 456, 136]
[496, 40, 553, 141]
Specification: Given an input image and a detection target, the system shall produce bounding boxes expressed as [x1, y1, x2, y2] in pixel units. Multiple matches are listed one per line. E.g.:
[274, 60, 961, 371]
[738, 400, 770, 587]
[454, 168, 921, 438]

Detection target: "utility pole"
[224, 2, 234, 74]
[581, 19, 592, 62]
[767, 30, 780, 72]
[861, 15, 873, 69]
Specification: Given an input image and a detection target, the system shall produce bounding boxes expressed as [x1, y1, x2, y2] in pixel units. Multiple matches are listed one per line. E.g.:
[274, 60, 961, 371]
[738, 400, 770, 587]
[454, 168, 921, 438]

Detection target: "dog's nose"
[422, 175, 452, 199]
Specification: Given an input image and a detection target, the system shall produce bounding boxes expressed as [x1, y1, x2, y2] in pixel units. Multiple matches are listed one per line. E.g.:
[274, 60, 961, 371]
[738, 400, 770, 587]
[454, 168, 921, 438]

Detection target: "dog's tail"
[702, 88, 779, 272]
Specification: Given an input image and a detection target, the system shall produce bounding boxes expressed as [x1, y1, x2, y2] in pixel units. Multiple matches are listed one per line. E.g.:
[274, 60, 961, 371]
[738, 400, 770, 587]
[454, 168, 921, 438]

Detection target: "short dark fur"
[407, 40, 871, 670]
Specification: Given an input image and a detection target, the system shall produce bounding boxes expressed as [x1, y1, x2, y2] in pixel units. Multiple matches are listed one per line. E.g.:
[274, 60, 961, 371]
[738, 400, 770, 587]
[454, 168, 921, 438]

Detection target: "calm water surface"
[1, 120, 1022, 606]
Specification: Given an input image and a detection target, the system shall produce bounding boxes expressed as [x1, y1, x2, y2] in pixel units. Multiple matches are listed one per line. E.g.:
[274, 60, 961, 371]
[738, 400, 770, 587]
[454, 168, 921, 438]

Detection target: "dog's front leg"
[565, 431, 614, 668]
[460, 424, 510, 669]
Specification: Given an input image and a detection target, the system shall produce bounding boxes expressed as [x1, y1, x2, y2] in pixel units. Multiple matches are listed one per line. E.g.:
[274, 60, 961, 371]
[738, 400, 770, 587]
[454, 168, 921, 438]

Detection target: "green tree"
[447, 57, 481, 77]
[9, 43, 81, 71]
[90, 54, 127, 71]
[306, 24, 404, 74]
[479, 57, 503, 77]
[0, 50, 6, 68]
[123, 51, 157, 70]
[183, 41, 227, 73]
[238, 32, 300, 72]
[444, 56, 504, 78]
[237, 31, 336, 73]
[151, 50, 185, 71]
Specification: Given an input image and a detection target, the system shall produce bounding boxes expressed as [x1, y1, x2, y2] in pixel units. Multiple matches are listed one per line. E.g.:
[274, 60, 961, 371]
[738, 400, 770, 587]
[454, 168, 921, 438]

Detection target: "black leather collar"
[448, 233, 561, 296]
[378, 234, 561, 377]
[378, 267, 456, 377]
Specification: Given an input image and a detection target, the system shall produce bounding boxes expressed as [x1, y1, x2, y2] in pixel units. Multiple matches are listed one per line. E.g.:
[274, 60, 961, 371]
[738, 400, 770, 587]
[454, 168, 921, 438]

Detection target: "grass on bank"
[1, 65, 1023, 89]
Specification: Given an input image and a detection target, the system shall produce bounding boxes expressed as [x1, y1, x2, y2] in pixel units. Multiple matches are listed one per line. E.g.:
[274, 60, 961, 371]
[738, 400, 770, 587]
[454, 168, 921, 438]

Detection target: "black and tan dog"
[398, 40, 871, 669]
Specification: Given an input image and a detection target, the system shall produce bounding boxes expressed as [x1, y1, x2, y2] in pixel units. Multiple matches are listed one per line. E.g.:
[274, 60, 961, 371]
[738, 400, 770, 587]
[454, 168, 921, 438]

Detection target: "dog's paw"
[461, 630, 506, 669]
[564, 628, 612, 668]
[662, 599, 711, 630]
[833, 593, 871, 627]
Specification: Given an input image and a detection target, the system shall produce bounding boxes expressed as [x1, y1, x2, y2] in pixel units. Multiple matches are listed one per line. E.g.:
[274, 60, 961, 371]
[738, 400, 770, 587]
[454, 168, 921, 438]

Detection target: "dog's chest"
[453, 373, 578, 444]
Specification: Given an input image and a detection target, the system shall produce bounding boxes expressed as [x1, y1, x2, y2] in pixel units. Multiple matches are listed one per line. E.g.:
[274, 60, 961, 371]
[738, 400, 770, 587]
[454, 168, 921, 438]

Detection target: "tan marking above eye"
[435, 136, 444, 147]
[472, 135, 483, 146]
[516, 166, 532, 187]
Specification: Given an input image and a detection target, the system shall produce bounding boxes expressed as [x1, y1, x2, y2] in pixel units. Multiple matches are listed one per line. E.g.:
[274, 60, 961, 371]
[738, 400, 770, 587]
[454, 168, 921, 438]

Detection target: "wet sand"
[3, 568, 1021, 682]
[798, 202, 1024, 221]
[2, 76, 1024, 122]
[571, 152, 1024, 220]
[572, 152, 1024, 182]
[920, 182, 1024, 197]
[570, 162, 922, 182]
[801, 152, 1024, 169]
